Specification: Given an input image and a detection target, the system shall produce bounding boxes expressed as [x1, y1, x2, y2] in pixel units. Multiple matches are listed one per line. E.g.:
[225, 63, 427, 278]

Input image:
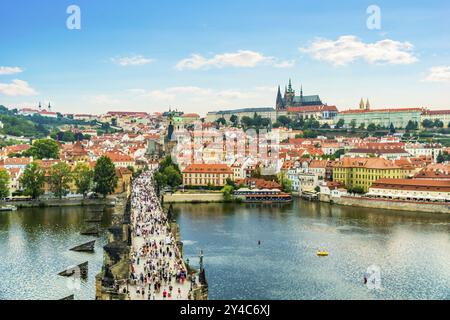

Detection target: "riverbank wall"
[164, 192, 224, 203]
[330, 196, 449, 214]
[3, 198, 116, 208]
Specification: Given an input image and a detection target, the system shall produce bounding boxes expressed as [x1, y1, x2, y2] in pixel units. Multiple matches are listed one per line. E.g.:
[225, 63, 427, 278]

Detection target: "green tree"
[347, 186, 365, 194]
[350, 119, 357, 130]
[230, 115, 239, 127]
[434, 119, 444, 128]
[240, 116, 253, 128]
[221, 185, 234, 202]
[49, 162, 73, 199]
[216, 117, 227, 126]
[93, 156, 118, 198]
[26, 139, 60, 159]
[389, 123, 396, 134]
[437, 152, 445, 164]
[163, 166, 182, 188]
[73, 163, 94, 198]
[422, 119, 434, 129]
[20, 162, 45, 199]
[367, 123, 377, 132]
[335, 119, 345, 129]
[155, 156, 182, 189]
[0, 169, 10, 199]
[406, 120, 418, 131]
[154, 171, 168, 188]
[358, 123, 366, 130]
[277, 115, 291, 128]
[278, 172, 292, 193]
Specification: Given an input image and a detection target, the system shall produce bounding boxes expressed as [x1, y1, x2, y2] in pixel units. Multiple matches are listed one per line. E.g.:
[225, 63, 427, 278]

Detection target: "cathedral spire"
[300, 85, 303, 98]
[366, 99, 371, 110]
[359, 98, 365, 110]
[288, 78, 293, 92]
[276, 85, 284, 111]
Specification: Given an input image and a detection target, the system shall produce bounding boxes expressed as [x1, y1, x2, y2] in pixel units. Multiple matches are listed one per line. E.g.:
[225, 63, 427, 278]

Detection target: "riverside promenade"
[125, 170, 203, 300]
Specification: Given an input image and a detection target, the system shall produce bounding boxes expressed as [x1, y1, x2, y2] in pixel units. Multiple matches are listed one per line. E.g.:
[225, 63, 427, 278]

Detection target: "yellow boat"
[317, 251, 329, 257]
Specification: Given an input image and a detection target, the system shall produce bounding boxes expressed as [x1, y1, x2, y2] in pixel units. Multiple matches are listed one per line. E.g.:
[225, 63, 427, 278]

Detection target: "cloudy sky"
[0, 0, 449, 115]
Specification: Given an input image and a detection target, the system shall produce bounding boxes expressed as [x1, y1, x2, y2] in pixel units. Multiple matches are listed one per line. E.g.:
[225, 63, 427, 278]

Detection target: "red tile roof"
[183, 164, 232, 174]
[371, 178, 450, 192]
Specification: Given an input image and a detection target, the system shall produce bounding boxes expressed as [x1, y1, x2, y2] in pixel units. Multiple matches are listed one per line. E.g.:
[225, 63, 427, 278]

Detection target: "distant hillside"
[0, 105, 96, 138]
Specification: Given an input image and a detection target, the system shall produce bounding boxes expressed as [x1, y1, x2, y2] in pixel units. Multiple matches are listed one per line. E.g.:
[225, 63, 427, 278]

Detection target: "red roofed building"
[183, 164, 233, 187]
[421, 109, 450, 128]
[368, 178, 450, 202]
[105, 152, 135, 168]
[235, 178, 282, 190]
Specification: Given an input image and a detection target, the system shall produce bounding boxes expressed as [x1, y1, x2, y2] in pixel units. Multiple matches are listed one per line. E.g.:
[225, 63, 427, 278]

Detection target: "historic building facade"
[335, 108, 423, 129]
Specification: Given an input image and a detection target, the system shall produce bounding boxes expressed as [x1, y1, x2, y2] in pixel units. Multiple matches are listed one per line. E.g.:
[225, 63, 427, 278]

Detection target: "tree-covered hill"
[0, 105, 97, 138]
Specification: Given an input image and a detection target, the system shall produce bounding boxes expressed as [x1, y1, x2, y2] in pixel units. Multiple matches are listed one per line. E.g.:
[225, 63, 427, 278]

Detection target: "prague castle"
[276, 79, 323, 111]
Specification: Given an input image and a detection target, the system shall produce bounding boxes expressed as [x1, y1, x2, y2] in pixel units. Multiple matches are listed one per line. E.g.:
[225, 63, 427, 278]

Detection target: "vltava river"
[0, 206, 112, 300]
[0, 201, 449, 300]
[174, 200, 450, 300]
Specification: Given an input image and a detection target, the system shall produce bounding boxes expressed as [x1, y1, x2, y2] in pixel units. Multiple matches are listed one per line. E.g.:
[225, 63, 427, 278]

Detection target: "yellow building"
[183, 164, 233, 187]
[333, 157, 404, 192]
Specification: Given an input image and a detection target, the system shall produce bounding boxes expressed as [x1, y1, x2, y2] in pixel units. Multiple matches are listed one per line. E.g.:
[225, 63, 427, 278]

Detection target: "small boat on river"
[0, 205, 18, 212]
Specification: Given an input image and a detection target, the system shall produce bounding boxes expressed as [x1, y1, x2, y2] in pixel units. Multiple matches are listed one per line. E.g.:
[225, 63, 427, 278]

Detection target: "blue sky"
[0, 0, 449, 115]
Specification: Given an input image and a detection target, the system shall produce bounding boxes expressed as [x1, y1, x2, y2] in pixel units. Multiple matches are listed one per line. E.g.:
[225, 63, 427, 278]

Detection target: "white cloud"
[0, 79, 37, 96]
[300, 35, 418, 66]
[112, 55, 154, 66]
[175, 50, 294, 70]
[423, 66, 450, 83]
[0, 66, 23, 75]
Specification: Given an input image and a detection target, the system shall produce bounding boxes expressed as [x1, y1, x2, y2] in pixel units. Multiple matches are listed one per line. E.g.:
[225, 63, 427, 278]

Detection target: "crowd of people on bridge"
[124, 170, 192, 300]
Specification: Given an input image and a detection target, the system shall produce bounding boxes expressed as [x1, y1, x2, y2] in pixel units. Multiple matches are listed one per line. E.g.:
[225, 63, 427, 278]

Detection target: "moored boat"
[234, 188, 292, 203]
[0, 205, 18, 212]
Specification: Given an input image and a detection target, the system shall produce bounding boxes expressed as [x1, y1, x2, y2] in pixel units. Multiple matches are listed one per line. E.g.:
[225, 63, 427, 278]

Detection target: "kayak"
[317, 251, 329, 257]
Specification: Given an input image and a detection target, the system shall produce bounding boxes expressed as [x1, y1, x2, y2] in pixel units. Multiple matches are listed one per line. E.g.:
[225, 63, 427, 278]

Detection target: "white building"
[405, 143, 442, 162]
[368, 178, 450, 202]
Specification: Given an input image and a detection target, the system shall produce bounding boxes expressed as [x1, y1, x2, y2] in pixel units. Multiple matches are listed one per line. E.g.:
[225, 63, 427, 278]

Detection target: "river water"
[0, 201, 449, 300]
[174, 200, 450, 300]
[0, 206, 112, 300]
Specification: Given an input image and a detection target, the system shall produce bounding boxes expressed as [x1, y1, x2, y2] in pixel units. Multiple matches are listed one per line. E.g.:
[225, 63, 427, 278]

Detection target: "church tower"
[359, 98, 365, 110]
[284, 79, 295, 107]
[276, 86, 284, 111]
[365, 99, 371, 110]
